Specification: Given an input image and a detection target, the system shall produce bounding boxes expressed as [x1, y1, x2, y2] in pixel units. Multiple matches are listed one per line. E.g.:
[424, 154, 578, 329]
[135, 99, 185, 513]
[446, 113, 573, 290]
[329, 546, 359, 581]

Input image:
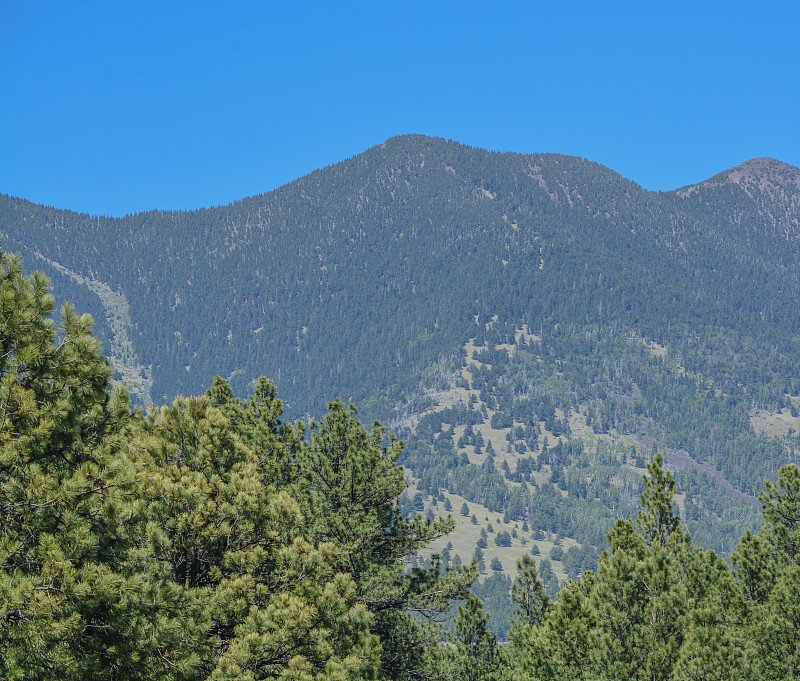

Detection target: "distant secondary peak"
[726, 157, 800, 189]
[677, 157, 800, 198]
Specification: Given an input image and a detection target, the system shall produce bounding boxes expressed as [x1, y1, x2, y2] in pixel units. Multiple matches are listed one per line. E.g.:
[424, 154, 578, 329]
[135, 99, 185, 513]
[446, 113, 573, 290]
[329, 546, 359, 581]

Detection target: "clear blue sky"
[2, 1, 798, 217]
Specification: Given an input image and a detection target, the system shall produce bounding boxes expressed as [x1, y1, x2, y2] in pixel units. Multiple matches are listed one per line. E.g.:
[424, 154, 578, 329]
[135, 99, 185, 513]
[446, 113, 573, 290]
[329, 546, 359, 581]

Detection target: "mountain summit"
[676, 156, 800, 235]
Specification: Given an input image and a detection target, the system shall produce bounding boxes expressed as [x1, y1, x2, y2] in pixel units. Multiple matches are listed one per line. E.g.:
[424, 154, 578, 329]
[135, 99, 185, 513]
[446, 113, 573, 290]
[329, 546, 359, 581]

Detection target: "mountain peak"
[676, 157, 800, 204]
[725, 157, 800, 190]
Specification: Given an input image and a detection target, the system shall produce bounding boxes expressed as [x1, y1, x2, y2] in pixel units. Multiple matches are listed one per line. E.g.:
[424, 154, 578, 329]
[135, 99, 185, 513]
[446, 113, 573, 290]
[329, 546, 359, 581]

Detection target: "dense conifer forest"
[2, 136, 800, 675]
[1, 248, 799, 680]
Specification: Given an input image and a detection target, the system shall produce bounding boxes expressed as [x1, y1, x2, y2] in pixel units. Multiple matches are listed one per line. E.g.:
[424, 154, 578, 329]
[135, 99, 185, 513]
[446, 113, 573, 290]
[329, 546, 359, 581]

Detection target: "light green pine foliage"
[0, 252, 154, 679]
[125, 393, 380, 680]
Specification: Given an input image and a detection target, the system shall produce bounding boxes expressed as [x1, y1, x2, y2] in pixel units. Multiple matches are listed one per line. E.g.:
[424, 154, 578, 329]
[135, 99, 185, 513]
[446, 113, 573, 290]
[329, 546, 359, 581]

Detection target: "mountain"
[3, 135, 800, 571]
[3, 137, 799, 410]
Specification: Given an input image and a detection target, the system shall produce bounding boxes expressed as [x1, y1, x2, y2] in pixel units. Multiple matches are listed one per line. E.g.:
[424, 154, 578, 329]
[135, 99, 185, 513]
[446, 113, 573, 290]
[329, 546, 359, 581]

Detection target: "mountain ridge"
[6, 134, 799, 217]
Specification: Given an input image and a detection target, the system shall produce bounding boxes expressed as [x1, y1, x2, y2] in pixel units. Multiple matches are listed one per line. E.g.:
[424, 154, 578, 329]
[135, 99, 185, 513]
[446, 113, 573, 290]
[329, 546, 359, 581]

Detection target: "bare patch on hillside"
[751, 406, 800, 438]
[647, 340, 668, 357]
[34, 253, 153, 406]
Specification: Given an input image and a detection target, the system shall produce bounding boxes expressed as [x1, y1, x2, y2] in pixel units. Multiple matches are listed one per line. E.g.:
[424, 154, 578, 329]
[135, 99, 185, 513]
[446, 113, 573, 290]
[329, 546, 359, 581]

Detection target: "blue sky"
[2, 1, 798, 217]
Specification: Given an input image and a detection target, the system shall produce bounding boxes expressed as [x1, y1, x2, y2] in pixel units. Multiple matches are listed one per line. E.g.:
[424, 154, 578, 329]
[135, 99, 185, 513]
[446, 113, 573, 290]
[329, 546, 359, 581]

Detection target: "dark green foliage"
[636, 451, 680, 546]
[474, 546, 486, 573]
[510, 555, 549, 628]
[758, 463, 800, 563]
[430, 594, 499, 681]
[469, 572, 514, 640]
[536, 559, 560, 599]
[730, 463, 800, 680]
[297, 400, 474, 680]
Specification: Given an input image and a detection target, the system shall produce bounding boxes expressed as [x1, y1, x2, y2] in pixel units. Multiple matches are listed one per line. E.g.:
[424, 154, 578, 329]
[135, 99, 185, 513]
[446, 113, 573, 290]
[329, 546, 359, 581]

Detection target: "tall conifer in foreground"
[505, 453, 745, 681]
[732, 463, 800, 680]
[124, 392, 379, 681]
[298, 400, 474, 681]
[0, 252, 146, 679]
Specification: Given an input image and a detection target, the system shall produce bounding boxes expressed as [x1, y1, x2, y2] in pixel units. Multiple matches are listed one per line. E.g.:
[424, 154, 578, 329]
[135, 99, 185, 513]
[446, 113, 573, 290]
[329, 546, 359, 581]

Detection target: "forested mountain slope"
[2, 135, 800, 565]
[3, 136, 799, 413]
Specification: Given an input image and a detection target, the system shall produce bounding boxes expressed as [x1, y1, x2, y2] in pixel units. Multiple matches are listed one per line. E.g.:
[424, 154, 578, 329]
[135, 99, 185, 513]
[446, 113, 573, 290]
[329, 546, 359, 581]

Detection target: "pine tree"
[584, 455, 698, 681]
[0, 252, 167, 679]
[125, 392, 379, 680]
[636, 451, 680, 547]
[505, 453, 743, 681]
[430, 594, 498, 681]
[759, 462, 800, 564]
[673, 599, 743, 680]
[474, 546, 486, 573]
[750, 565, 800, 679]
[732, 463, 800, 679]
[298, 399, 473, 680]
[510, 554, 549, 628]
[507, 574, 594, 681]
